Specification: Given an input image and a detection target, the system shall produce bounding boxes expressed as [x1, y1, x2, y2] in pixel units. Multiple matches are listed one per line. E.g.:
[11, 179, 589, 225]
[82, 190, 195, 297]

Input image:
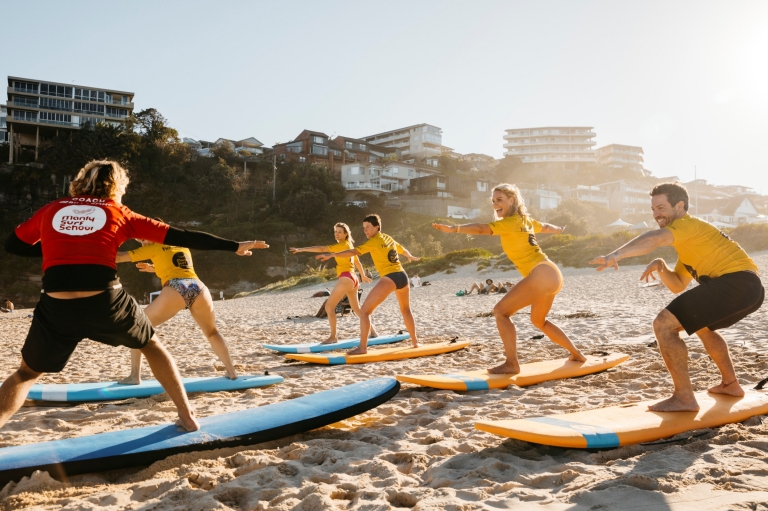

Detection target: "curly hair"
[492, 183, 529, 220]
[69, 160, 130, 200]
[334, 222, 354, 243]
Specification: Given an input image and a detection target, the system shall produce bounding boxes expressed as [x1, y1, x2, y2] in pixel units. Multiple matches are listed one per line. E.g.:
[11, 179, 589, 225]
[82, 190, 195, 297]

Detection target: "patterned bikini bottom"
[164, 278, 206, 309]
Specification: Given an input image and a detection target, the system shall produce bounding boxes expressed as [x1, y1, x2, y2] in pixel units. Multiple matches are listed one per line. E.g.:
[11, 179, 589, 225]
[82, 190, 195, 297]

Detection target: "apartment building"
[273, 130, 398, 172]
[595, 144, 646, 174]
[184, 137, 264, 158]
[516, 183, 562, 211]
[564, 185, 610, 208]
[503, 126, 596, 169]
[0, 104, 7, 143]
[595, 180, 650, 217]
[340, 161, 440, 199]
[6, 76, 134, 163]
[361, 124, 446, 164]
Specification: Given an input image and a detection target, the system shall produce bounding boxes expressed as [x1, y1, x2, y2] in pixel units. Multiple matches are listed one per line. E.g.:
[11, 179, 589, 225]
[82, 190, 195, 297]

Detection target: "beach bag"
[455, 290, 466, 296]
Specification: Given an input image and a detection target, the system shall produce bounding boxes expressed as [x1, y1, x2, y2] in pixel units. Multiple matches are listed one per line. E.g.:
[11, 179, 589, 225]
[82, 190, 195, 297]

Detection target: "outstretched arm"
[116, 251, 132, 263]
[290, 245, 328, 254]
[538, 222, 566, 234]
[354, 256, 372, 283]
[316, 248, 362, 262]
[397, 244, 420, 262]
[590, 229, 674, 271]
[432, 223, 493, 235]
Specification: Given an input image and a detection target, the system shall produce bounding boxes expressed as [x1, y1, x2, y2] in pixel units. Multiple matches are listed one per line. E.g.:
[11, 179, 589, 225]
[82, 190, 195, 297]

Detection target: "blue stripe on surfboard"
[27, 375, 284, 402]
[262, 333, 409, 354]
[0, 378, 399, 480]
[526, 417, 620, 448]
[441, 374, 490, 391]
[326, 356, 348, 365]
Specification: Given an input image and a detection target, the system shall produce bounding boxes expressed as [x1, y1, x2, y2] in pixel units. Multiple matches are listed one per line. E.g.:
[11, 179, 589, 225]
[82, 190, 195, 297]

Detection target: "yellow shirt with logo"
[355, 232, 405, 276]
[327, 240, 354, 276]
[128, 243, 198, 283]
[666, 214, 758, 282]
[488, 214, 548, 277]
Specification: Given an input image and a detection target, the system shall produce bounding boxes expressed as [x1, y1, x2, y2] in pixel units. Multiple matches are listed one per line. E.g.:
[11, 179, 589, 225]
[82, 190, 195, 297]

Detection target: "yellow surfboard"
[285, 341, 470, 365]
[475, 389, 768, 448]
[396, 353, 629, 390]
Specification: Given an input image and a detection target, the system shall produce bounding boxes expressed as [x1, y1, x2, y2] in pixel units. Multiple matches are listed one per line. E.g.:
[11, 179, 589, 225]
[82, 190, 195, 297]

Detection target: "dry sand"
[0, 254, 767, 510]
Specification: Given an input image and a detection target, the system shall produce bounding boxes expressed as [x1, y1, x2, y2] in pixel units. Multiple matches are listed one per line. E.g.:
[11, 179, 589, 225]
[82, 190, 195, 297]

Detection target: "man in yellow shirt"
[591, 182, 764, 412]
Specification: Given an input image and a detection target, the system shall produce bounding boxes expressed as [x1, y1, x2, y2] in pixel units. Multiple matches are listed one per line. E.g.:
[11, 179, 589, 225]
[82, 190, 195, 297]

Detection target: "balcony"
[37, 117, 79, 127]
[343, 182, 392, 192]
[13, 85, 39, 94]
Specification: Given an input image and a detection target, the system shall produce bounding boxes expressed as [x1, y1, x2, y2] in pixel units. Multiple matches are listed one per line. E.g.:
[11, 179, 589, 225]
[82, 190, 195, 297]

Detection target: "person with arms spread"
[115, 225, 242, 384]
[289, 222, 378, 343]
[316, 214, 419, 355]
[590, 181, 763, 412]
[433, 183, 585, 374]
[1, 160, 268, 431]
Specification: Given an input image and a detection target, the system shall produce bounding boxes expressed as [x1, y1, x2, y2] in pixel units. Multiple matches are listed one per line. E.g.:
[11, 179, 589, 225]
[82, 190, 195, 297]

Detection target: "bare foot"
[411, 339, 419, 348]
[569, 352, 587, 363]
[346, 347, 367, 356]
[320, 336, 339, 345]
[648, 394, 700, 412]
[118, 375, 141, 385]
[176, 411, 200, 432]
[708, 380, 745, 397]
[370, 330, 379, 338]
[487, 362, 520, 375]
[225, 368, 238, 380]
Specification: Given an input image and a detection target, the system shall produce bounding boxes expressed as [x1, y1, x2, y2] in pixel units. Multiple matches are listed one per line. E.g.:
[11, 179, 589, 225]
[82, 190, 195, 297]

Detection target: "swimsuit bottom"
[339, 271, 359, 288]
[164, 278, 205, 309]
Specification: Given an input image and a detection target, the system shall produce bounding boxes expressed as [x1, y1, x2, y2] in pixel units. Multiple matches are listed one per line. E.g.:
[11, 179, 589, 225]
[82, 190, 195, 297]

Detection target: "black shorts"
[666, 271, 765, 336]
[384, 271, 409, 290]
[22, 288, 154, 373]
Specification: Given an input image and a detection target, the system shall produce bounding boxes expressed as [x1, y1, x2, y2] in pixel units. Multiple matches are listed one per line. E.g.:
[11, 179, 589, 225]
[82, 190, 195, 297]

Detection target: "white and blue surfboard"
[0, 378, 400, 485]
[263, 332, 409, 354]
[27, 374, 284, 402]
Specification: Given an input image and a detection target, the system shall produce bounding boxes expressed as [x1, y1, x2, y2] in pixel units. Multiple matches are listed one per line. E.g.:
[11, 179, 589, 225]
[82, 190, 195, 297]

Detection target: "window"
[299, 156, 306, 162]
[359, 144, 366, 151]
[332, 150, 342, 157]
[40, 98, 73, 111]
[311, 145, 328, 156]
[39, 111, 72, 124]
[14, 81, 38, 94]
[345, 141, 353, 149]
[74, 102, 105, 115]
[286, 142, 302, 153]
[347, 166, 361, 175]
[12, 110, 37, 122]
[40, 84, 73, 98]
[346, 152, 356, 161]
[74, 88, 105, 102]
[106, 107, 128, 118]
[477, 182, 488, 192]
[409, 169, 414, 177]
[312, 135, 326, 144]
[13, 95, 38, 108]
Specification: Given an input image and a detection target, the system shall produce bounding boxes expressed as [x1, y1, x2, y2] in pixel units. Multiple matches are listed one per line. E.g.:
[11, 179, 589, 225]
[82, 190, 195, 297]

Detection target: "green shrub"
[728, 224, 768, 253]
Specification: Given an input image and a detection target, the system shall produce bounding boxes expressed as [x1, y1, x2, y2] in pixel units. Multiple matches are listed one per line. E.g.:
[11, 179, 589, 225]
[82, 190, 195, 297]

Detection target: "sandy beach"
[0, 255, 767, 510]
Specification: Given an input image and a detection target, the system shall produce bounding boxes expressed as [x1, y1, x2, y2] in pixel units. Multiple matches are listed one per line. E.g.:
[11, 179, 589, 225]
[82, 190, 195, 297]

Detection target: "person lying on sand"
[317, 214, 419, 355]
[291, 223, 378, 343]
[466, 279, 498, 295]
[433, 183, 585, 375]
[591, 181, 764, 412]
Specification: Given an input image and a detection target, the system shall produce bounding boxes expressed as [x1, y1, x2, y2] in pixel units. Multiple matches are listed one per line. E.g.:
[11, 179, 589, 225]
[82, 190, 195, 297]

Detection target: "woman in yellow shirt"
[317, 214, 420, 355]
[116, 237, 250, 383]
[432, 183, 585, 374]
[290, 223, 378, 343]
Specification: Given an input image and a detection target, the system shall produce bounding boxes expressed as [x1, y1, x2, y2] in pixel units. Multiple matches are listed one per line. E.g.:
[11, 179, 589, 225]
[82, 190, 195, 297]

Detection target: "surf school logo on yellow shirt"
[388, 249, 399, 263]
[172, 252, 191, 269]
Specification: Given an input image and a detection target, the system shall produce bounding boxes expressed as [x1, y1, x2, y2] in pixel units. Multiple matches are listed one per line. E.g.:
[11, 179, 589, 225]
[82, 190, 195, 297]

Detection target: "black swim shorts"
[666, 270, 764, 336]
[22, 288, 154, 373]
[384, 271, 409, 290]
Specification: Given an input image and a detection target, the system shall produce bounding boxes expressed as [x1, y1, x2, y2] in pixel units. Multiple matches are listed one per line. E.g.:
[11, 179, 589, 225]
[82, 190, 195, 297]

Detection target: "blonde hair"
[69, 160, 130, 199]
[334, 222, 354, 244]
[492, 183, 529, 220]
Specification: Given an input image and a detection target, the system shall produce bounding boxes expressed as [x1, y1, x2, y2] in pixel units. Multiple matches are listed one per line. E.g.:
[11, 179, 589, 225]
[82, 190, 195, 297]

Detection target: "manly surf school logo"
[52, 205, 107, 236]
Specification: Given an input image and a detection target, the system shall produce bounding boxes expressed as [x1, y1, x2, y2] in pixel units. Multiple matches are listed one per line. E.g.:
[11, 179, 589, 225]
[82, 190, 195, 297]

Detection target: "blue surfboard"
[263, 332, 409, 354]
[0, 378, 400, 485]
[27, 374, 284, 402]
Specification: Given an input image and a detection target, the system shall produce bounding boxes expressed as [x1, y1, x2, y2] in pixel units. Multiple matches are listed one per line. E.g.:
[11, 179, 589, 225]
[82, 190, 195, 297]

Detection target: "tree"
[494, 156, 525, 183]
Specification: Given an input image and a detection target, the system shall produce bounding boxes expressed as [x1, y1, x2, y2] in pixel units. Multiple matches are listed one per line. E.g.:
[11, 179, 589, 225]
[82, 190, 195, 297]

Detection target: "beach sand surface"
[0, 255, 767, 510]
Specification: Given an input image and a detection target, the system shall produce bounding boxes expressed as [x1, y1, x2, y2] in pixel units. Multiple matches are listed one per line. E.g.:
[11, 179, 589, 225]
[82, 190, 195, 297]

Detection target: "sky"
[4, 1, 768, 191]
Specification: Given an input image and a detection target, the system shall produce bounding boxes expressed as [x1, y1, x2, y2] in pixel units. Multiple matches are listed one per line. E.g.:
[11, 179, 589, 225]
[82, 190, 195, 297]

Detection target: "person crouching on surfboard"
[0, 159, 268, 431]
[432, 183, 586, 375]
[316, 214, 420, 355]
[289, 222, 380, 344]
[590, 181, 764, 412]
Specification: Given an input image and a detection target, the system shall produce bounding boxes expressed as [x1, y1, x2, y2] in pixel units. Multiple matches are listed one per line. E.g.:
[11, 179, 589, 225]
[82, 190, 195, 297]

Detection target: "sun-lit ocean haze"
[3, 0, 767, 190]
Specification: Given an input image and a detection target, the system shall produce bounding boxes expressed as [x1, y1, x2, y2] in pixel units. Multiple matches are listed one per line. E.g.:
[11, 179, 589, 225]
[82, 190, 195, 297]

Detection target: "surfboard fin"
[754, 376, 768, 390]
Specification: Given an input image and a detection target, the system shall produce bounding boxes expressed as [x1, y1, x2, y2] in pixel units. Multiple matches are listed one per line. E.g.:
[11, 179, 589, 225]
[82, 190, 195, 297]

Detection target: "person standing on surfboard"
[432, 183, 586, 374]
[590, 181, 764, 412]
[115, 228, 240, 384]
[316, 214, 420, 355]
[289, 223, 380, 344]
[1, 159, 268, 431]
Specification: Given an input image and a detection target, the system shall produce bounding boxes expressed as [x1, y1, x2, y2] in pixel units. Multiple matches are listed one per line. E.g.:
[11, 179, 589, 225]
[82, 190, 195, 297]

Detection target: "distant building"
[410, 174, 491, 199]
[595, 144, 646, 175]
[0, 104, 7, 143]
[6, 76, 134, 163]
[564, 185, 610, 208]
[595, 180, 650, 217]
[361, 124, 447, 164]
[183, 137, 264, 158]
[516, 183, 562, 211]
[696, 196, 766, 227]
[340, 160, 440, 199]
[273, 130, 398, 172]
[503, 126, 596, 169]
[462, 153, 497, 172]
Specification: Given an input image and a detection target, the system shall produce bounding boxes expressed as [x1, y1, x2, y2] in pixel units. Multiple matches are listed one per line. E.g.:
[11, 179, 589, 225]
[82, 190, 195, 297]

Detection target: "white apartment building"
[565, 185, 610, 208]
[595, 144, 645, 173]
[503, 126, 596, 165]
[340, 161, 440, 199]
[361, 124, 445, 163]
[0, 104, 7, 143]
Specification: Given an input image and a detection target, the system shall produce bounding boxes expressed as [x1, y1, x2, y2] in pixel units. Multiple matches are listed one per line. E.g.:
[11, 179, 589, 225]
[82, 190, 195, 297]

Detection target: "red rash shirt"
[14, 196, 169, 291]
